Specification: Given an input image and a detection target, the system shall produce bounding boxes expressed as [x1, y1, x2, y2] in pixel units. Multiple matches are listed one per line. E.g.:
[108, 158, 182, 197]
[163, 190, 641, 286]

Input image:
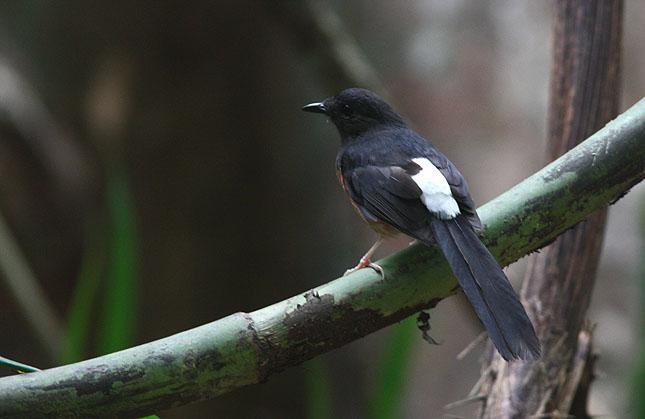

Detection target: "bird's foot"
[367, 262, 385, 279]
[344, 257, 385, 279]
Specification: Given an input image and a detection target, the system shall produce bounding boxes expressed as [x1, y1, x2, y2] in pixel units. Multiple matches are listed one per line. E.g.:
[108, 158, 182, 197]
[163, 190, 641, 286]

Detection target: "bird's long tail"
[427, 215, 540, 360]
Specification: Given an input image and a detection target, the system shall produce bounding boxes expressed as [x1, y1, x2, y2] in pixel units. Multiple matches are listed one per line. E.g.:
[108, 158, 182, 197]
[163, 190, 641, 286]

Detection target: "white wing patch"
[411, 158, 460, 219]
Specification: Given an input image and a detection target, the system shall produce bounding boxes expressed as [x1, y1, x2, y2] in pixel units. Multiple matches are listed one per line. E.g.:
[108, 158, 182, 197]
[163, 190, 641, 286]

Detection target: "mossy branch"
[0, 99, 643, 418]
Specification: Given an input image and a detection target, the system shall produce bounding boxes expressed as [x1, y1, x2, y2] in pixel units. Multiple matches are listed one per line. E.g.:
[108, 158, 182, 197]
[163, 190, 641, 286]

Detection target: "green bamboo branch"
[0, 99, 643, 418]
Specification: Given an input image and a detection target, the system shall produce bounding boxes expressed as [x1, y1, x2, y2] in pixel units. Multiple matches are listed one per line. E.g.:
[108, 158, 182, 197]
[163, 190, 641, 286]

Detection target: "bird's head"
[302, 88, 405, 141]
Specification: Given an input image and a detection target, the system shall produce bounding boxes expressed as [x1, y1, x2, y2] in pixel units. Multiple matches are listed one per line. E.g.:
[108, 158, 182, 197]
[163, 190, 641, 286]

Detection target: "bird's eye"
[342, 104, 352, 116]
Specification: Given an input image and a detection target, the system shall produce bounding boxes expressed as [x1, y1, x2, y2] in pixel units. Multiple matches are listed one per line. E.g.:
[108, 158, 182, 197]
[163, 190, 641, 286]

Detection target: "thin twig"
[0, 59, 91, 198]
[468, 364, 493, 398]
[0, 355, 40, 374]
[444, 394, 486, 410]
[267, 1, 388, 96]
[456, 331, 487, 360]
[528, 412, 574, 419]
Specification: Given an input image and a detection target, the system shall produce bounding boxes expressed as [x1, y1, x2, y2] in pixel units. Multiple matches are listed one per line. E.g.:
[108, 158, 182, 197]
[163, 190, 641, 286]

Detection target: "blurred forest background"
[0, 1, 643, 418]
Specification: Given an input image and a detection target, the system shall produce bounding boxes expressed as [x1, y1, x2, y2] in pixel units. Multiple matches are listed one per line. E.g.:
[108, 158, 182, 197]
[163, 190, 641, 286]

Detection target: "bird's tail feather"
[427, 216, 540, 361]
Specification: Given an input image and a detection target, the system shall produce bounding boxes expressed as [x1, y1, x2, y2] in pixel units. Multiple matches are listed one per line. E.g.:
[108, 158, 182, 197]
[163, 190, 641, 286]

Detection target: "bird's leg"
[344, 238, 385, 279]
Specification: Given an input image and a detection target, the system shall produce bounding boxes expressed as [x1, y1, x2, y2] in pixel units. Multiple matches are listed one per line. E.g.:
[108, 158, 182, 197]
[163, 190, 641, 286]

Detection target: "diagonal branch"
[267, 0, 388, 95]
[0, 212, 64, 360]
[0, 98, 643, 418]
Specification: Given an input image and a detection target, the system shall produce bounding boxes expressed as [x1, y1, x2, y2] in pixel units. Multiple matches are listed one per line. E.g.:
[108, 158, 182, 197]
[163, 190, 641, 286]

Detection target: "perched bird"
[303, 88, 540, 361]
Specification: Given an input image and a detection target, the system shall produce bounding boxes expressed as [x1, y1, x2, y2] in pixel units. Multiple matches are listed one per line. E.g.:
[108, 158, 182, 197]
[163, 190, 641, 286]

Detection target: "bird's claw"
[343, 260, 385, 280]
[367, 263, 385, 280]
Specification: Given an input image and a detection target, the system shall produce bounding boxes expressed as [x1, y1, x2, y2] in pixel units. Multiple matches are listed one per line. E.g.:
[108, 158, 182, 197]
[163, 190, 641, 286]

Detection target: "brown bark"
[478, 1, 622, 417]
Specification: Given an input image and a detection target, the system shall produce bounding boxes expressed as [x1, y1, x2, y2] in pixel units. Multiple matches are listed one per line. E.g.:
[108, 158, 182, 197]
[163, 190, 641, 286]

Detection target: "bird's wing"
[345, 163, 447, 236]
[425, 153, 482, 231]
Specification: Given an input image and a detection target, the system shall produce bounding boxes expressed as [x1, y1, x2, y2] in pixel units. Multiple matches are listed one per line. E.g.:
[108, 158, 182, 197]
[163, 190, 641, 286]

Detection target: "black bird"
[303, 88, 540, 361]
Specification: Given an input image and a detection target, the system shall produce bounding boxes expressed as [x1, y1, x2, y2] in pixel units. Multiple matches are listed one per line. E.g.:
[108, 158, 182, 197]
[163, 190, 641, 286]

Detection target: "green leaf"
[369, 316, 417, 419]
[97, 166, 139, 354]
[61, 220, 107, 364]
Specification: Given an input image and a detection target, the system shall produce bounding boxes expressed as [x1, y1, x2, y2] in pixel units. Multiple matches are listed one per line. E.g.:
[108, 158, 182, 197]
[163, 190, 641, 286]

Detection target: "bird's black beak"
[302, 102, 327, 114]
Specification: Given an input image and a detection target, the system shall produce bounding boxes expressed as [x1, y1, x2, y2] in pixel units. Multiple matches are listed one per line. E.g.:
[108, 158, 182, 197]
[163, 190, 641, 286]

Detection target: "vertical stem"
[479, 1, 623, 417]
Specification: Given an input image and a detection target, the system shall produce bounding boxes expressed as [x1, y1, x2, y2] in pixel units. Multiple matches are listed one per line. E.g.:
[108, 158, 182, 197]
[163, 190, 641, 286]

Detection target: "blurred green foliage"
[61, 220, 106, 364]
[97, 167, 139, 354]
[62, 163, 139, 362]
[305, 358, 332, 419]
[369, 316, 418, 419]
